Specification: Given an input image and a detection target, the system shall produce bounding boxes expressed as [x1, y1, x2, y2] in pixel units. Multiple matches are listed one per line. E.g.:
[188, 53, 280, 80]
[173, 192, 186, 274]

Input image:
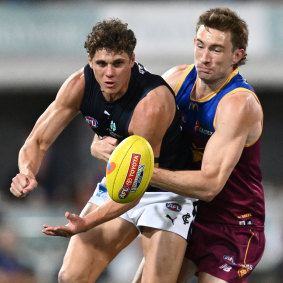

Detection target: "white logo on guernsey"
[194, 120, 213, 136]
[219, 264, 232, 272]
[137, 62, 150, 74]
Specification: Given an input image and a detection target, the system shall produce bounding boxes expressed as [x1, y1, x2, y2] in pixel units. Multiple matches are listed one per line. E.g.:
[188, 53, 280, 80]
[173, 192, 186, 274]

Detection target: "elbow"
[90, 144, 95, 157]
[202, 193, 215, 202]
[201, 182, 223, 202]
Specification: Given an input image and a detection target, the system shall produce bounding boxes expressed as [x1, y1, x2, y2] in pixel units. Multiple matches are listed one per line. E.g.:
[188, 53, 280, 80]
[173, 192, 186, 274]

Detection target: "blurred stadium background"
[0, 1, 283, 282]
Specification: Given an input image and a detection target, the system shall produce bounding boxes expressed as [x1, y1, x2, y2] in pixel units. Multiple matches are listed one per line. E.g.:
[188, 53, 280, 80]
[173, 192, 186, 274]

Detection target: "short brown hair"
[196, 8, 248, 67]
[84, 18, 137, 59]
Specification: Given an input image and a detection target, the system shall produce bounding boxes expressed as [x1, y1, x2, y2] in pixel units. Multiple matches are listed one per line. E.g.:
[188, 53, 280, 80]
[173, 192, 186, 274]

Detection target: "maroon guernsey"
[196, 139, 265, 227]
[175, 65, 265, 228]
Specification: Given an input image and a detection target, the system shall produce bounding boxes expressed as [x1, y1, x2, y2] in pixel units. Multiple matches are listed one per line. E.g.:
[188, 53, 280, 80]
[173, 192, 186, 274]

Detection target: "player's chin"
[198, 71, 212, 79]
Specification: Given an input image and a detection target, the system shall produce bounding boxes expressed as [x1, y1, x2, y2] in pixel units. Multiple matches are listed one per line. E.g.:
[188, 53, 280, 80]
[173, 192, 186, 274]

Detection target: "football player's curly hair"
[84, 18, 137, 59]
[196, 8, 248, 68]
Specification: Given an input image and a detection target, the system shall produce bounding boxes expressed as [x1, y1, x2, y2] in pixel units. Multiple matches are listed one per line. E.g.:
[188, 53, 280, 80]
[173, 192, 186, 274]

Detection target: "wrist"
[20, 170, 36, 179]
[83, 214, 96, 231]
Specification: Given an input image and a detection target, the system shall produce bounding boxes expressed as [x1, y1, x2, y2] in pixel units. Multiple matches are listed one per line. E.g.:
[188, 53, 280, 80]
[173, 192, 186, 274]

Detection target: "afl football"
[106, 135, 154, 203]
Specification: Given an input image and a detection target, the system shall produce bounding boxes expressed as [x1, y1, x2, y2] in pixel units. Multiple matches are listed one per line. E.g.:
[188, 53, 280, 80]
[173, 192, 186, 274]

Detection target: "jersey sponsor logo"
[166, 202, 182, 212]
[166, 214, 177, 224]
[237, 213, 252, 219]
[189, 102, 199, 111]
[194, 120, 200, 132]
[119, 153, 144, 199]
[110, 120, 116, 132]
[108, 131, 123, 140]
[219, 264, 232, 272]
[106, 162, 116, 175]
[194, 120, 213, 136]
[85, 116, 99, 129]
[239, 219, 254, 226]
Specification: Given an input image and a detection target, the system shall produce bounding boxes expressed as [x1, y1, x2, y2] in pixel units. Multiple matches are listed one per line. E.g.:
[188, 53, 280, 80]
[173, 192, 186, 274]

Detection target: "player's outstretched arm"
[42, 197, 141, 237]
[10, 68, 85, 198]
[43, 82, 178, 237]
[42, 211, 87, 238]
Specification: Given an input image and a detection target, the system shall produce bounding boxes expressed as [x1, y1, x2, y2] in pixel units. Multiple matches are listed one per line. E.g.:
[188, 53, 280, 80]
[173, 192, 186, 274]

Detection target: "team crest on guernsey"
[119, 153, 144, 199]
[222, 255, 253, 278]
[85, 116, 98, 129]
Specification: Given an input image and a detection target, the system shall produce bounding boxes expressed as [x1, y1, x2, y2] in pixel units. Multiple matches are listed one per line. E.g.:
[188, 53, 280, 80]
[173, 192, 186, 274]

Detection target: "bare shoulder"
[129, 84, 176, 144]
[216, 90, 263, 142]
[162, 64, 190, 90]
[55, 68, 85, 110]
[219, 91, 262, 118]
[132, 84, 175, 123]
[144, 84, 175, 109]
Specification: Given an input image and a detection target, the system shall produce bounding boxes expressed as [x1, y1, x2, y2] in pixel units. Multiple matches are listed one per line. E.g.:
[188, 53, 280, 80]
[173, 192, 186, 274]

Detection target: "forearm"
[18, 139, 46, 177]
[84, 198, 140, 230]
[151, 168, 220, 202]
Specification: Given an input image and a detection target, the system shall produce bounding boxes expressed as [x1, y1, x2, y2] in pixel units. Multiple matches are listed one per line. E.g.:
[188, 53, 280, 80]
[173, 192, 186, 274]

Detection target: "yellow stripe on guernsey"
[192, 68, 239, 102]
[174, 64, 194, 95]
[174, 64, 263, 154]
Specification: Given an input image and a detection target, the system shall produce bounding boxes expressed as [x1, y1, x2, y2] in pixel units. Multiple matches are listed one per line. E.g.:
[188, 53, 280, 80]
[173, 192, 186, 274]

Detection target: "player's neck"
[193, 75, 230, 100]
[102, 91, 124, 102]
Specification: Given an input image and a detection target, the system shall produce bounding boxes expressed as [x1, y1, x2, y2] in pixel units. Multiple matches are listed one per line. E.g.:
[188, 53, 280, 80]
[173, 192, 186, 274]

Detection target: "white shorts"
[89, 177, 197, 240]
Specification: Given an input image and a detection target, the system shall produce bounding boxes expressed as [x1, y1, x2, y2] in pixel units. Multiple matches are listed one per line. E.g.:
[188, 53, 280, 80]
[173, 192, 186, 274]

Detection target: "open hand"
[42, 211, 88, 238]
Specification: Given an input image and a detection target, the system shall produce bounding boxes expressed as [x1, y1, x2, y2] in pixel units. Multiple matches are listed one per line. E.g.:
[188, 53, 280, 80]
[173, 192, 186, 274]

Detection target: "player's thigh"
[141, 227, 187, 282]
[62, 203, 139, 274]
[177, 257, 197, 283]
[198, 272, 228, 283]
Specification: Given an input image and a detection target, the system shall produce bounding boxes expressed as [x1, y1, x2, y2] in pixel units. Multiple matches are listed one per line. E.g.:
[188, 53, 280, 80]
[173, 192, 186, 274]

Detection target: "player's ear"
[88, 54, 93, 68]
[130, 52, 135, 67]
[232, 49, 245, 65]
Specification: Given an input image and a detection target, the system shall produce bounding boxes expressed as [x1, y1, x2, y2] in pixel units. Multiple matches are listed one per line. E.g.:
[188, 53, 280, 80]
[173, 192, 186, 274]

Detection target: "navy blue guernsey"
[80, 62, 192, 192]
